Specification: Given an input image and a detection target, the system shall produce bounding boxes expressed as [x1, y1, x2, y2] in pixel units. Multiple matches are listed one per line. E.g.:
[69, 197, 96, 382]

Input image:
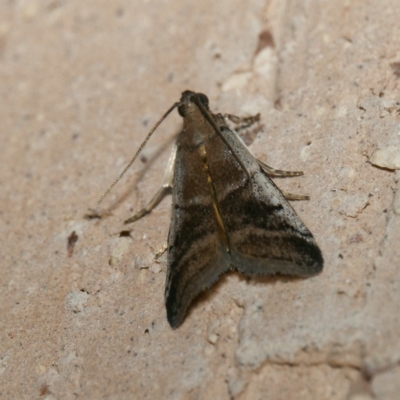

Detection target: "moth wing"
[210, 127, 323, 277]
[165, 144, 230, 329]
[165, 117, 323, 328]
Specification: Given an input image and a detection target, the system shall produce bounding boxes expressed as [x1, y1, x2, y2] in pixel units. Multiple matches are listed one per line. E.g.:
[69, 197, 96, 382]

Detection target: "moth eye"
[197, 93, 209, 107]
[178, 105, 185, 117]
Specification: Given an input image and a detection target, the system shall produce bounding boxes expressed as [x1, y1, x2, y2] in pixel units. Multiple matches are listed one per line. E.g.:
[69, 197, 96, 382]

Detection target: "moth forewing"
[115, 90, 323, 329]
[210, 123, 323, 275]
[164, 92, 323, 328]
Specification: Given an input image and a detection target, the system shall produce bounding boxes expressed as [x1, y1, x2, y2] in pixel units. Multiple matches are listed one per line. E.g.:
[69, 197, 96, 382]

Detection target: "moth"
[97, 91, 323, 329]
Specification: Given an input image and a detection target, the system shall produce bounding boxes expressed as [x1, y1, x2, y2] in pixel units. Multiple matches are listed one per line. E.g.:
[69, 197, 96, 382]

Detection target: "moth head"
[96, 90, 210, 211]
[178, 91, 209, 117]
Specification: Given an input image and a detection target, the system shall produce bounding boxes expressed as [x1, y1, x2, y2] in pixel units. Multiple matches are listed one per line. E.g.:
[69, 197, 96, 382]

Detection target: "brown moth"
[97, 91, 323, 329]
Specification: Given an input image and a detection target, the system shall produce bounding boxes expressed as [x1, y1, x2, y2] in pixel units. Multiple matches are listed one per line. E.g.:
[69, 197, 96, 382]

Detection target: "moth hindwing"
[111, 91, 323, 329]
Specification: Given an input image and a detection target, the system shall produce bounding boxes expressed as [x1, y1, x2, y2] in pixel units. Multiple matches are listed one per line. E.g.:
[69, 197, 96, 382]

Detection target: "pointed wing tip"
[165, 248, 231, 329]
[307, 260, 324, 276]
[166, 308, 183, 330]
[305, 245, 324, 275]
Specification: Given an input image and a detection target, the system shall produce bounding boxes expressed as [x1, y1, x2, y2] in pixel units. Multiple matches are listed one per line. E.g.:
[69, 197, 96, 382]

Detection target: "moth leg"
[257, 159, 309, 200]
[155, 243, 167, 259]
[280, 190, 310, 201]
[224, 113, 260, 131]
[257, 159, 304, 177]
[124, 144, 177, 225]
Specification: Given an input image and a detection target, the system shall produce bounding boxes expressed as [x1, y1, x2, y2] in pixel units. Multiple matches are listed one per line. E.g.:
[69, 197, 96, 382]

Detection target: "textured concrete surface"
[1, 0, 400, 399]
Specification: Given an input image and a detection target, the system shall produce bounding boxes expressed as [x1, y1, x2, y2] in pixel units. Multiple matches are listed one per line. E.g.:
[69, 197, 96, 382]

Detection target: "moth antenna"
[194, 96, 252, 182]
[96, 101, 180, 211]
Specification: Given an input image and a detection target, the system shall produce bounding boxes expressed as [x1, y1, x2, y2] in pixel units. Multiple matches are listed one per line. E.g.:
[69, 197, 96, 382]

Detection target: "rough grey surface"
[1, 0, 400, 399]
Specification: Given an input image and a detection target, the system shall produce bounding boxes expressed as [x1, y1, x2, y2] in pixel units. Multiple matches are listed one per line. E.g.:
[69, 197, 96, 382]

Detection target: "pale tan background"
[1, 1, 400, 399]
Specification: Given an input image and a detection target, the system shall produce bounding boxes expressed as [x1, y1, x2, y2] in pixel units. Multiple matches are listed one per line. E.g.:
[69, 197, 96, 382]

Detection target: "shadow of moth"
[97, 91, 323, 329]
